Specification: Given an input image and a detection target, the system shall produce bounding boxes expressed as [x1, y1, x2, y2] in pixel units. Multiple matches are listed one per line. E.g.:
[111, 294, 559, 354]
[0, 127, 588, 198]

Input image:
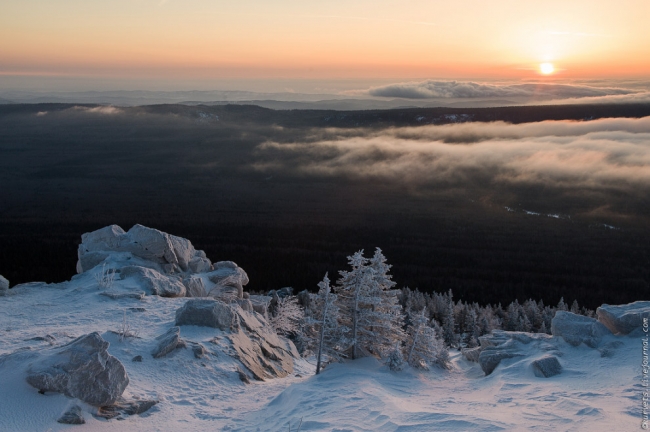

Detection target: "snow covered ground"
[0, 272, 644, 431]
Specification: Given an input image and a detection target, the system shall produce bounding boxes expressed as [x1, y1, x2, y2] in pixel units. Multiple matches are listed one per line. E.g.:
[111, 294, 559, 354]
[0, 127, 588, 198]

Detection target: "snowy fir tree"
[406, 308, 449, 369]
[336, 249, 405, 359]
[270, 296, 304, 336]
[311, 273, 348, 374]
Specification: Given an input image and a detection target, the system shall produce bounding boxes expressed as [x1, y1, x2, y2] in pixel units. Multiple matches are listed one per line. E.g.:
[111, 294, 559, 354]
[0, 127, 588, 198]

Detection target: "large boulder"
[551, 311, 611, 347]
[26, 332, 129, 407]
[175, 299, 234, 330]
[531, 356, 562, 378]
[76, 224, 212, 275]
[120, 266, 186, 298]
[0, 274, 8, 296]
[596, 302, 650, 335]
[229, 306, 299, 380]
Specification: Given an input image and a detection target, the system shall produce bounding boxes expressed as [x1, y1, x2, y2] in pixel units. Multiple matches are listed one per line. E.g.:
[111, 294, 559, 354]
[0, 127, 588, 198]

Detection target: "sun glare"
[540, 62, 555, 75]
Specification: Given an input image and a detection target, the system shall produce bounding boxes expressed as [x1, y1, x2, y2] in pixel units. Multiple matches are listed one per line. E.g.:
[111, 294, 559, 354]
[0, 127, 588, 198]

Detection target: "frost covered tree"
[270, 296, 304, 336]
[406, 308, 449, 369]
[442, 292, 457, 347]
[311, 273, 348, 374]
[336, 248, 405, 359]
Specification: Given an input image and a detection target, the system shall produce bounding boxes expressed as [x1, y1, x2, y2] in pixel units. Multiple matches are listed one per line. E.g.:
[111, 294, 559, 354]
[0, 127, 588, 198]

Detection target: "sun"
[540, 62, 555, 75]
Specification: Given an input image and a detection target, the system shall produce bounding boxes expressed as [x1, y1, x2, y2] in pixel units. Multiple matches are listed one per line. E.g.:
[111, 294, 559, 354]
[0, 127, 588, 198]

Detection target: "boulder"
[151, 327, 184, 359]
[229, 306, 299, 380]
[551, 311, 611, 347]
[236, 298, 254, 313]
[596, 302, 650, 335]
[476, 330, 555, 376]
[57, 405, 85, 425]
[100, 291, 145, 300]
[479, 343, 524, 375]
[183, 276, 207, 297]
[96, 398, 158, 420]
[175, 299, 234, 330]
[531, 356, 562, 378]
[26, 332, 129, 407]
[120, 266, 186, 298]
[207, 261, 249, 299]
[0, 274, 10, 295]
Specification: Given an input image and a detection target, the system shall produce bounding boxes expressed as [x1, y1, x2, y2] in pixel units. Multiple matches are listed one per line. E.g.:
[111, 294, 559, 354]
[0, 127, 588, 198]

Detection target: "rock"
[27, 334, 56, 345]
[531, 356, 562, 378]
[479, 344, 524, 375]
[461, 346, 481, 363]
[128, 307, 146, 312]
[96, 398, 158, 419]
[100, 291, 145, 300]
[599, 340, 625, 358]
[0, 274, 9, 296]
[26, 332, 129, 406]
[551, 311, 611, 347]
[132, 355, 143, 362]
[476, 330, 555, 376]
[76, 224, 212, 275]
[596, 302, 650, 335]
[249, 295, 271, 319]
[57, 405, 85, 425]
[120, 266, 186, 298]
[207, 262, 249, 299]
[175, 299, 234, 330]
[192, 343, 207, 359]
[236, 298, 254, 313]
[270, 287, 293, 298]
[229, 306, 299, 380]
[151, 327, 184, 359]
[183, 276, 207, 297]
[236, 367, 251, 384]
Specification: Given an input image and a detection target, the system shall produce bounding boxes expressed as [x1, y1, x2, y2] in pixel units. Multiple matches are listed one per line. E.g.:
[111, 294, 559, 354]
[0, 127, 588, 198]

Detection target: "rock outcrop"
[76, 224, 212, 275]
[206, 261, 249, 300]
[26, 332, 129, 407]
[551, 311, 611, 347]
[0, 274, 8, 296]
[596, 302, 650, 335]
[229, 306, 299, 380]
[175, 299, 234, 330]
[183, 276, 207, 298]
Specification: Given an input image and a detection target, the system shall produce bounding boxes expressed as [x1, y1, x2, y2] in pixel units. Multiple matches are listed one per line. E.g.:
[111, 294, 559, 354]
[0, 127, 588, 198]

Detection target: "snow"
[0, 270, 646, 430]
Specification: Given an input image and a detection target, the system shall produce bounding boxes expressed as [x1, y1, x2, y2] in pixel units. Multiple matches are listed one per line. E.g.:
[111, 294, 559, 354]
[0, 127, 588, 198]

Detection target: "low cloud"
[367, 80, 636, 100]
[70, 106, 122, 115]
[252, 117, 650, 196]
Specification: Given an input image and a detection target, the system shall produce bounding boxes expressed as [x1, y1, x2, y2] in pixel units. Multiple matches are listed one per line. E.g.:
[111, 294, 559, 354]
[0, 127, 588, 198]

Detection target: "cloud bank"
[253, 117, 650, 197]
[367, 80, 637, 100]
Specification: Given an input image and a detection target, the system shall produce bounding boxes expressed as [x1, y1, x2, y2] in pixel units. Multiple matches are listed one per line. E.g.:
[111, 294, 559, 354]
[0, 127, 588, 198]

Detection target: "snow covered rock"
[0, 274, 8, 296]
[206, 261, 249, 299]
[183, 276, 207, 297]
[531, 356, 562, 378]
[477, 330, 556, 376]
[175, 299, 234, 330]
[229, 306, 299, 380]
[120, 266, 186, 298]
[76, 224, 212, 275]
[26, 332, 129, 407]
[57, 405, 85, 424]
[551, 311, 610, 347]
[461, 346, 481, 363]
[596, 302, 650, 335]
[151, 327, 185, 359]
[249, 295, 271, 318]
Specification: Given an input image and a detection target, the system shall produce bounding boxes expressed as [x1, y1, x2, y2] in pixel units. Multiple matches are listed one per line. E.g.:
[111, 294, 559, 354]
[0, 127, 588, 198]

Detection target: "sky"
[1, 0, 649, 92]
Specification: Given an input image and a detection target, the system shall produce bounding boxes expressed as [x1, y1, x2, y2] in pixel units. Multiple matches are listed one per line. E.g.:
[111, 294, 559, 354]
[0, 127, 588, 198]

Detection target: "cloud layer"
[367, 80, 637, 100]
[253, 117, 650, 197]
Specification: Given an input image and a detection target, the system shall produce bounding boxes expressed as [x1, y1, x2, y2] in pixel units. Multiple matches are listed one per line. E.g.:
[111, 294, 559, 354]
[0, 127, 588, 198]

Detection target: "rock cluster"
[551, 311, 610, 348]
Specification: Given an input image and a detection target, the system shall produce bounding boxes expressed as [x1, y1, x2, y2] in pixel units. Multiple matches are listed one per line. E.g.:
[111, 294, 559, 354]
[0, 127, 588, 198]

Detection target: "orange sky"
[1, 0, 649, 85]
